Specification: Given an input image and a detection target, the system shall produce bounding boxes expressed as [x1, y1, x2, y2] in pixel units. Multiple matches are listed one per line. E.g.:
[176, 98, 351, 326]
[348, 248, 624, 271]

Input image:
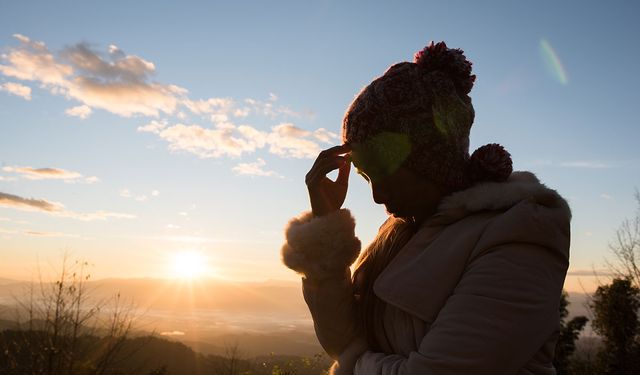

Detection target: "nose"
[371, 181, 390, 205]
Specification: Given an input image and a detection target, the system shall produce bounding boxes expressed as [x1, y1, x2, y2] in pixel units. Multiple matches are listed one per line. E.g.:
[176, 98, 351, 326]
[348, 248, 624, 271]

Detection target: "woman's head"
[343, 41, 512, 216]
[343, 42, 477, 192]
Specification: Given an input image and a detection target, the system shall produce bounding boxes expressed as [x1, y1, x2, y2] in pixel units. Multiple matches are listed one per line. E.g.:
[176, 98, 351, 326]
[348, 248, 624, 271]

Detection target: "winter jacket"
[281, 171, 571, 375]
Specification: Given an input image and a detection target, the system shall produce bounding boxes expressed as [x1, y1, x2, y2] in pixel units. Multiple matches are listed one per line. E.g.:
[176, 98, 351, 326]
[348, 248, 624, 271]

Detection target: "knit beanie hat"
[343, 41, 512, 192]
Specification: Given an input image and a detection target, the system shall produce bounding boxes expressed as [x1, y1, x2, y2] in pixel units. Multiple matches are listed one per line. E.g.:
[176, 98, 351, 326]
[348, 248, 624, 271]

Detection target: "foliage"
[554, 290, 588, 375]
[606, 189, 640, 289]
[590, 278, 640, 375]
[0, 255, 140, 374]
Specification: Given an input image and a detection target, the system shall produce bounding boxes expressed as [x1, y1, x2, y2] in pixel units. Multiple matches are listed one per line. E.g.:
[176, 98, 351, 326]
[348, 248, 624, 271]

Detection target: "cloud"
[312, 128, 339, 143]
[138, 119, 329, 160]
[155, 122, 267, 158]
[0, 227, 17, 235]
[65, 104, 92, 119]
[242, 97, 304, 119]
[23, 230, 77, 238]
[0, 191, 63, 212]
[232, 158, 281, 177]
[566, 269, 615, 277]
[600, 193, 613, 200]
[0, 216, 29, 225]
[266, 123, 322, 158]
[2, 35, 331, 164]
[0, 81, 32, 100]
[179, 93, 311, 121]
[120, 188, 157, 202]
[2, 166, 98, 183]
[0, 191, 134, 221]
[0, 35, 185, 117]
[137, 119, 167, 134]
[0, 34, 73, 86]
[559, 161, 610, 169]
[525, 159, 613, 169]
[182, 97, 234, 115]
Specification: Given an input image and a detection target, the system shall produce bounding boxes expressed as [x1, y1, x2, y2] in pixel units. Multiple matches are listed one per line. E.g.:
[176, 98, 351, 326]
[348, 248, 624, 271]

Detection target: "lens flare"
[540, 39, 568, 85]
[170, 250, 208, 279]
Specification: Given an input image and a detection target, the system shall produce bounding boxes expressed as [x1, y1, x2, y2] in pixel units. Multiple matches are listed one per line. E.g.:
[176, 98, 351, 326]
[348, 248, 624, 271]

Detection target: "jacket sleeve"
[281, 209, 363, 359]
[353, 209, 569, 374]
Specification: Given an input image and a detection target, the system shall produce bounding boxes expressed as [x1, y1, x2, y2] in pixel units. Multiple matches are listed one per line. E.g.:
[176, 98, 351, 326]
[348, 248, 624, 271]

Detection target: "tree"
[590, 278, 640, 375]
[554, 290, 588, 375]
[607, 190, 640, 289]
[0, 255, 141, 375]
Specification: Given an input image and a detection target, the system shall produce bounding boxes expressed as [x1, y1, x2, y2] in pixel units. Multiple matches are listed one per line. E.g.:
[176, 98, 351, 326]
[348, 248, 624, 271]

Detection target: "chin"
[387, 208, 408, 218]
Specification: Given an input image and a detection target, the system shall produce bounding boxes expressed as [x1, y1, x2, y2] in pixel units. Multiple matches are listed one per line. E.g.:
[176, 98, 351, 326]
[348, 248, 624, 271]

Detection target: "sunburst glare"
[169, 250, 210, 280]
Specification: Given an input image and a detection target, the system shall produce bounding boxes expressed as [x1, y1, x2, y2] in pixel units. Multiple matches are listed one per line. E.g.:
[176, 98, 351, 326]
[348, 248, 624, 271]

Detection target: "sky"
[0, 1, 638, 291]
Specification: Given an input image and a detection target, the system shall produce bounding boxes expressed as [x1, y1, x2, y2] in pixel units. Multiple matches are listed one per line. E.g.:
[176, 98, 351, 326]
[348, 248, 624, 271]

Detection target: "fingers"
[336, 159, 351, 186]
[306, 144, 352, 186]
[306, 155, 348, 187]
[318, 144, 351, 158]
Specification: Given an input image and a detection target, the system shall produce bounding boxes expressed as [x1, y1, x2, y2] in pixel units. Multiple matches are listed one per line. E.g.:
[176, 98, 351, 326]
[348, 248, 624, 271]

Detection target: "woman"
[281, 41, 570, 375]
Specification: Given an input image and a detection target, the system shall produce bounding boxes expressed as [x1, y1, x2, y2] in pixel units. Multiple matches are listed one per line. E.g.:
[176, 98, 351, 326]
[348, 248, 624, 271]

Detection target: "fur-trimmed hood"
[432, 171, 571, 225]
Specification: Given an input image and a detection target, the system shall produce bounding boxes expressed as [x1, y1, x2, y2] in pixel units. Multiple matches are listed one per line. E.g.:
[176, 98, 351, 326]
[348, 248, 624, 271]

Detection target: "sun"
[170, 250, 209, 279]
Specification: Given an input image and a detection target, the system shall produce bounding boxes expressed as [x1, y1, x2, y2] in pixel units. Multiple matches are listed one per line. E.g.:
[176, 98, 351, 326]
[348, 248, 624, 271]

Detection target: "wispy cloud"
[150, 122, 266, 158]
[0, 191, 134, 221]
[2, 166, 99, 183]
[0, 191, 63, 212]
[139, 120, 336, 161]
[137, 119, 167, 134]
[23, 230, 77, 238]
[559, 161, 610, 169]
[0, 216, 29, 225]
[120, 188, 159, 202]
[232, 158, 281, 177]
[566, 269, 615, 277]
[182, 97, 234, 116]
[266, 123, 335, 158]
[65, 104, 92, 119]
[525, 159, 612, 169]
[0, 81, 31, 100]
[600, 193, 613, 200]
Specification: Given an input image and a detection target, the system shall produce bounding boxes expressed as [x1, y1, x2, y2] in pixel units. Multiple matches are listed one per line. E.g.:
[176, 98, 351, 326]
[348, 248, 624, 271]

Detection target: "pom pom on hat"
[468, 143, 513, 183]
[414, 41, 476, 95]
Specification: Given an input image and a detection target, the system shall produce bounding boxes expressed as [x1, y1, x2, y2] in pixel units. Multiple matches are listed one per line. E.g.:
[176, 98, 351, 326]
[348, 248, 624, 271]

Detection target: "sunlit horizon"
[1, 1, 639, 296]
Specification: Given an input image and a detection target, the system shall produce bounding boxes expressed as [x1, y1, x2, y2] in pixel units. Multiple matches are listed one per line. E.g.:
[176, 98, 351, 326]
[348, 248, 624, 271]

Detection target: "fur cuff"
[281, 209, 361, 280]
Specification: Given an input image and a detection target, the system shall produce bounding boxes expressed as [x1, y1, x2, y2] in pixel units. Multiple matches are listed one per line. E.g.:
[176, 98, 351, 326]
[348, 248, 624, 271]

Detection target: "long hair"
[352, 215, 418, 351]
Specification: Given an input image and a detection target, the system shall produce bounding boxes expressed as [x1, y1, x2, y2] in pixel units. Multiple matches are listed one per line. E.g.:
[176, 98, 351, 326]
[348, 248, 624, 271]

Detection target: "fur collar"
[438, 171, 571, 219]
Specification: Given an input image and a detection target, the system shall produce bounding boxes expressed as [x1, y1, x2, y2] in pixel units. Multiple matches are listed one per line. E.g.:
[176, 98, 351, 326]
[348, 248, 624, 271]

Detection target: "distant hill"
[0, 331, 331, 375]
[0, 277, 323, 357]
[0, 277, 309, 314]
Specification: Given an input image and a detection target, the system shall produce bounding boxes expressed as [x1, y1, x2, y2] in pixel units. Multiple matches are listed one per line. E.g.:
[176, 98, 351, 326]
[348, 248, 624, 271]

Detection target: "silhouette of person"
[282, 41, 570, 375]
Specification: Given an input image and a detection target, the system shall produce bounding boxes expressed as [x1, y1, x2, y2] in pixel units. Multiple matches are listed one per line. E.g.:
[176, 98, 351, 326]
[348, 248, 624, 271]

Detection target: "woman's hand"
[305, 144, 351, 217]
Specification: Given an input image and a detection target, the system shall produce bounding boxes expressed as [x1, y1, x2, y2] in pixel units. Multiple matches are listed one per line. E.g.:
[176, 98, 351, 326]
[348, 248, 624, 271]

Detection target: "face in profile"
[350, 132, 445, 221]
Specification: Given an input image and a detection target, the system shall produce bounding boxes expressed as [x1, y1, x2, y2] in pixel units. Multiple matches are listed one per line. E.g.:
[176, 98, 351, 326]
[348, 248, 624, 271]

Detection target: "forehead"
[351, 132, 412, 182]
